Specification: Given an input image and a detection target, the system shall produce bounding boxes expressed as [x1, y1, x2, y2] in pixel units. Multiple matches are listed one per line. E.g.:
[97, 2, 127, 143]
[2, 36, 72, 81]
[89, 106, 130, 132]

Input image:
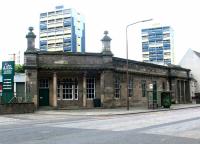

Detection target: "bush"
[15, 64, 25, 73]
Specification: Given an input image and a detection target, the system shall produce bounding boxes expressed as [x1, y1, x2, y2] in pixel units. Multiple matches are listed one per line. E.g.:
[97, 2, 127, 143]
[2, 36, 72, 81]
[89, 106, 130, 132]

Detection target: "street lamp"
[126, 18, 153, 110]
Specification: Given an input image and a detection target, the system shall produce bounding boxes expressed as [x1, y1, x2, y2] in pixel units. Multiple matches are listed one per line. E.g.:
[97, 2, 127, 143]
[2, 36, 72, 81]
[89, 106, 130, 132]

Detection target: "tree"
[15, 64, 25, 73]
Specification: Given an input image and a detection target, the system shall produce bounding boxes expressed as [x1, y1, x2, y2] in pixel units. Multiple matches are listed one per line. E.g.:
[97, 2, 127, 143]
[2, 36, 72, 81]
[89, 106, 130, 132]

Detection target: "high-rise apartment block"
[141, 26, 174, 65]
[39, 5, 85, 52]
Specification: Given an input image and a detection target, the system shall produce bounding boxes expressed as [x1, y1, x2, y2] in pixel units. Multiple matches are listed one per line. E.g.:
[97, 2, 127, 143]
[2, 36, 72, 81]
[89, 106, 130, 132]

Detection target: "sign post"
[2, 61, 15, 103]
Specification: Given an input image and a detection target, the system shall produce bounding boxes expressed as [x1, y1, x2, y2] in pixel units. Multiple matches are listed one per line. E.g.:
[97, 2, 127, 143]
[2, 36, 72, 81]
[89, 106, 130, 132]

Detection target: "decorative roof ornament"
[101, 31, 112, 55]
[26, 27, 37, 52]
[26, 27, 36, 39]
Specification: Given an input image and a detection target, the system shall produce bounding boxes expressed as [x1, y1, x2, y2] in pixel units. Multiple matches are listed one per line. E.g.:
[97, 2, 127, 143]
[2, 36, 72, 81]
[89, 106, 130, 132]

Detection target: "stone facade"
[24, 51, 191, 109]
[24, 28, 191, 109]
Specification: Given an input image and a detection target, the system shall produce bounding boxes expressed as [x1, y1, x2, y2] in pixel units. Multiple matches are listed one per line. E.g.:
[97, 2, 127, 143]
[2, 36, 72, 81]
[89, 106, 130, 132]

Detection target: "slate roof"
[193, 50, 200, 58]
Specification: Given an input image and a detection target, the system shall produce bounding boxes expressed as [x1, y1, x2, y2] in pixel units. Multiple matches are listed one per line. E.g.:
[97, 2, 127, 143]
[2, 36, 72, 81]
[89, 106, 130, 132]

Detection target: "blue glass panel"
[157, 51, 163, 54]
[149, 57, 157, 61]
[63, 38, 71, 43]
[64, 21, 71, 27]
[40, 13, 47, 18]
[142, 29, 148, 32]
[163, 40, 170, 44]
[163, 44, 170, 47]
[142, 49, 148, 52]
[164, 47, 170, 50]
[157, 58, 163, 60]
[149, 40, 155, 43]
[40, 24, 47, 30]
[40, 21, 47, 24]
[40, 40, 47, 46]
[64, 46, 71, 51]
[163, 26, 170, 31]
[142, 45, 148, 48]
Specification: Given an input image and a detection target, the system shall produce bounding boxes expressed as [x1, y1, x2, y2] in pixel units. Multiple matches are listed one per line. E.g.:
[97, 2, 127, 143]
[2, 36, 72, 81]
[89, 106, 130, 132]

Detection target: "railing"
[0, 94, 33, 104]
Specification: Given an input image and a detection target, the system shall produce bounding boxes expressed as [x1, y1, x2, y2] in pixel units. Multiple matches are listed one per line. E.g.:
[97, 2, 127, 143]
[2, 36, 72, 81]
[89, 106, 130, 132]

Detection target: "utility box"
[93, 98, 101, 107]
[195, 93, 200, 104]
[161, 92, 171, 108]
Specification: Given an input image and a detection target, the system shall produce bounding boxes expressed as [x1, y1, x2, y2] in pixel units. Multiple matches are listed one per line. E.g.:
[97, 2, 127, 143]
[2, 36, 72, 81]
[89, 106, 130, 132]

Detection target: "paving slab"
[36, 104, 200, 116]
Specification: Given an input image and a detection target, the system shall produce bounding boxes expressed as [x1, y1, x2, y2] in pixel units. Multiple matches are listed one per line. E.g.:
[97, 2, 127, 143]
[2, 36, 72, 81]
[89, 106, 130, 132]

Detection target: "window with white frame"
[39, 79, 49, 88]
[86, 78, 95, 99]
[62, 78, 78, 100]
[114, 78, 120, 98]
[63, 78, 73, 100]
[128, 79, 133, 97]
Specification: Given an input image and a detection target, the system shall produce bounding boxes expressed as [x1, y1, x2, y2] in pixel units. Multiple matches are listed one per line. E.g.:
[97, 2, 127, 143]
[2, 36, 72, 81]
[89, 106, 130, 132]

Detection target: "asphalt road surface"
[1, 108, 200, 144]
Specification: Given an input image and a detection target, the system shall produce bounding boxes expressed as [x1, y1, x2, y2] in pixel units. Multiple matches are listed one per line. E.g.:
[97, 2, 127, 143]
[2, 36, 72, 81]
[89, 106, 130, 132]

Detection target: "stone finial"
[101, 31, 112, 56]
[101, 31, 112, 42]
[26, 27, 36, 38]
[104, 30, 108, 35]
[26, 27, 36, 51]
[29, 27, 33, 31]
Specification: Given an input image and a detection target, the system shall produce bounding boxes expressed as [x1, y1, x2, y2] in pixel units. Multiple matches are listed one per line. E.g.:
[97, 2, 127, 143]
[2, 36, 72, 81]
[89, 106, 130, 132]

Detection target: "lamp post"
[126, 18, 153, 110]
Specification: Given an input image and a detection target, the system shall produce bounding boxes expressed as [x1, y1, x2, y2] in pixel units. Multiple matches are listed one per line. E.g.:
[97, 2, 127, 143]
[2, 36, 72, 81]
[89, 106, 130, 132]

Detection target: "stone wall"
[38, 53, 104, 67]
[110, 73, 168, 108]
[0, 103, 35, 114]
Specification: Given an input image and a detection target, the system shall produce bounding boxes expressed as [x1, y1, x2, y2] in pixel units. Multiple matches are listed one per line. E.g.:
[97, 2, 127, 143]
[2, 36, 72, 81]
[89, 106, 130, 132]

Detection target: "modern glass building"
[141, 26, 174, 65]
[39, 5, 85, 52]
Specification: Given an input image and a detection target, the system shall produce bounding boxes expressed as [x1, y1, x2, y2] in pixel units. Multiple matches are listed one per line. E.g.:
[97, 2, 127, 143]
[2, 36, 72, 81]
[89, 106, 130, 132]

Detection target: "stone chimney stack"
[26, 27, 36, 51]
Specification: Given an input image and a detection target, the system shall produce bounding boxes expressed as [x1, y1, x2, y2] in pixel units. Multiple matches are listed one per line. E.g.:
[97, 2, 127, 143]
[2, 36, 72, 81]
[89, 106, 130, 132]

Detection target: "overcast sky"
[0, 0, 200, 66]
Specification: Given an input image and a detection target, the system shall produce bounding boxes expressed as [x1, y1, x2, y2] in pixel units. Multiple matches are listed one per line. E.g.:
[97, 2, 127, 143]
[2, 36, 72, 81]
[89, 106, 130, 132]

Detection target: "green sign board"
[2, 61, 15, 103]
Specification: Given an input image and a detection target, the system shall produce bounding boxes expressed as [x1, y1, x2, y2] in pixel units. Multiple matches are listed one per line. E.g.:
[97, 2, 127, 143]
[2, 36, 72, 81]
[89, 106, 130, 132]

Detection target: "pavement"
[36, 103, 200, 116]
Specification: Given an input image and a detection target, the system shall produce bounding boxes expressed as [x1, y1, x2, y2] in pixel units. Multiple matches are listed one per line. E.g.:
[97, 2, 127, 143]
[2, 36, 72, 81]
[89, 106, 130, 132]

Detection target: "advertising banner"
[2, 61, 15, 103]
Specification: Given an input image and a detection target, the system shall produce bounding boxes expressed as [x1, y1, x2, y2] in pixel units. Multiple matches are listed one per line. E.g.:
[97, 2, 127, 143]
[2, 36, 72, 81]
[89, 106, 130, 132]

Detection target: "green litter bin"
[93, 98, 101, 107]
[161, 92, 171, 108]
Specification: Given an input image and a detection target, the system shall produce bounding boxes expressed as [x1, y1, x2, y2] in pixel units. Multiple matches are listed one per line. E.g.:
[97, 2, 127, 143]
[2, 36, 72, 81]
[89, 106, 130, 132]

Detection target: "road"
[0, 108, 200, 144]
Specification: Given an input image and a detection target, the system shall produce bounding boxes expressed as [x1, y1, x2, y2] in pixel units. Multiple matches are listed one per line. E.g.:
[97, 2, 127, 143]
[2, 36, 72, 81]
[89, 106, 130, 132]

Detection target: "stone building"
[179, 49, 200, 103]
[24, 28, 191, 109]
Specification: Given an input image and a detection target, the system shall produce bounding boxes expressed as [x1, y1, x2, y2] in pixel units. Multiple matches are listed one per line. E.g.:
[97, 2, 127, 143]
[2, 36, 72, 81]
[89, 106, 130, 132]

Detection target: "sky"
[0, 0, 200, 66]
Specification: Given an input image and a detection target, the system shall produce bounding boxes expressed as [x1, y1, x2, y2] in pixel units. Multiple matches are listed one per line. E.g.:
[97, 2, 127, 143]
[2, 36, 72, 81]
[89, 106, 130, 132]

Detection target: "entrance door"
[39, 89, 49, 106]
[153, 81, 157, 101]
[39, 79, 49, 106]
[152, 81, 157, 108]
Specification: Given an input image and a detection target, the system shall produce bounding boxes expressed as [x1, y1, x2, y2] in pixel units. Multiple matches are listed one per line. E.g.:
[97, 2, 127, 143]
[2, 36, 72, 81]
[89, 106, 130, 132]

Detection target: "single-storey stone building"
[24, 27, 191, 109]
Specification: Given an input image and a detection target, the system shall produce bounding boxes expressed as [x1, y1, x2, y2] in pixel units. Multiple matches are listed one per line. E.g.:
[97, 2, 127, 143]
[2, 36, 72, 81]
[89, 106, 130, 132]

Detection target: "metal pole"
[126, 18, 153, 111]
[126, 25, 129, 110]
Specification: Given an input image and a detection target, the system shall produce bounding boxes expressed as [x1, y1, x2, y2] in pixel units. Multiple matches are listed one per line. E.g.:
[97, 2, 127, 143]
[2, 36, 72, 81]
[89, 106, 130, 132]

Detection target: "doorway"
[39, 79, 49, 106]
